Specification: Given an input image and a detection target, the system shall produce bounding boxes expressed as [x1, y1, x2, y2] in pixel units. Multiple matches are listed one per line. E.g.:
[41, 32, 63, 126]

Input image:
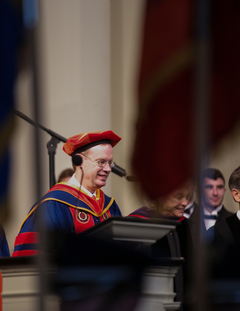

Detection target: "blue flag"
[0, 0, 23, 218]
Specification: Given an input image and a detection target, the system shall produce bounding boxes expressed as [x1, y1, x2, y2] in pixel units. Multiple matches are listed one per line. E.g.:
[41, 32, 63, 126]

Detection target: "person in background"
[13, 130, 122, 257]
[128, 181, 194, 311]
[201, 168, 232, 229]
[186, 168, 233, 244]
[207, 166, 240, 310]
[57, 168, 74, 183]
[209, 166, 240, 252]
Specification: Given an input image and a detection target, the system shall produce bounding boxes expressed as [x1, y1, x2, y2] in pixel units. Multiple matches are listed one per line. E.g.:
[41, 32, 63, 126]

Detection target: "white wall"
[111, 0, 146, 216]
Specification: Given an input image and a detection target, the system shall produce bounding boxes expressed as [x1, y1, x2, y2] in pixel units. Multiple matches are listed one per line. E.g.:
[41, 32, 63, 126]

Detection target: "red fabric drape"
[132, 0, 240, 199]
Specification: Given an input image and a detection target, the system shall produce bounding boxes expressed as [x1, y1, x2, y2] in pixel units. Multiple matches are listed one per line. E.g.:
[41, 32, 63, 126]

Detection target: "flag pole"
[193, 0, 211, 310]
[23, 0, 48, 310]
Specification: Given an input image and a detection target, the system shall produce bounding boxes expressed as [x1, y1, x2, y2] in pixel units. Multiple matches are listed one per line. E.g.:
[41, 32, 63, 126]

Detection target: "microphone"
[72, 155, 83, 166]
[111, 164, 127, 177]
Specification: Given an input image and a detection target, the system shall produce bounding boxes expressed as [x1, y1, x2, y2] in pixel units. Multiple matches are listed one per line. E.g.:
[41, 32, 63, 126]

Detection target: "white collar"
[185, 200, 194, 210]
[236, 210, 240, 221]
[68, 174, 96, 197]
[204, 204, 223, 216]
[183, 201, 194, 218]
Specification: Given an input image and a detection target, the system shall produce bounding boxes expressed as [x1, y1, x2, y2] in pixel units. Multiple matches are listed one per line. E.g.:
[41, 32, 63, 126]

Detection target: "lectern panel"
[83, 217, 178, 244]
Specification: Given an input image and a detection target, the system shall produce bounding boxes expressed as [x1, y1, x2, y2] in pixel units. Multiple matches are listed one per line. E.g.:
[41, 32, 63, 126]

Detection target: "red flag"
[131, 0, 240, 200]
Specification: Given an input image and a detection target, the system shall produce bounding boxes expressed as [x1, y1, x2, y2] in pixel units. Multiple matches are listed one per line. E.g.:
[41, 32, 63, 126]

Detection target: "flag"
[131, 0, 240, 200]
[0, 0, 23, 219]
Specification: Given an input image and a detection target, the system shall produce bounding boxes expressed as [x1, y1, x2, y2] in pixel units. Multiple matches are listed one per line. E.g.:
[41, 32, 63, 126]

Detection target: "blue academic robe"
[13, 183, 122, 256]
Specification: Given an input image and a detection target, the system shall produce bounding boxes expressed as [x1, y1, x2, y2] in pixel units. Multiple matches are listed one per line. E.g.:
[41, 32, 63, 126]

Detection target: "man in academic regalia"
[13, 130, 122, 257]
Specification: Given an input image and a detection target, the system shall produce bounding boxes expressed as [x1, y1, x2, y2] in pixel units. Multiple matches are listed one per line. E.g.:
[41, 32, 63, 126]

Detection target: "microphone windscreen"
[111, 164, 127, 177]
[72, 155, 83, 166]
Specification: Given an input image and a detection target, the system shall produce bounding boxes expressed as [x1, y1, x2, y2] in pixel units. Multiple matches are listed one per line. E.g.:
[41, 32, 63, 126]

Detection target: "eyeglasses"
[83, 154, 115, 168]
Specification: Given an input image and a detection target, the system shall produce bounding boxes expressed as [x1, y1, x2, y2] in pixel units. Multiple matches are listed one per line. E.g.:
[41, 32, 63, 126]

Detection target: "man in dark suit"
[185, 168, 233, 244]
[210, 166, 240, 250]
[207, 166, 240, 310]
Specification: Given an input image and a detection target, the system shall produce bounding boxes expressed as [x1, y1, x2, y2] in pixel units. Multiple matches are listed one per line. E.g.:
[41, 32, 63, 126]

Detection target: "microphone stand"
[15, 109, 67, 188]
[14, 109, 138, 188]
[47, 137, 60, 187]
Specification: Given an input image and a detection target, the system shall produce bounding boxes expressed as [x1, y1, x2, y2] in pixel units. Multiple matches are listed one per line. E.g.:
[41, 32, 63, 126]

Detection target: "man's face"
[202, 177, 226, 210]
[81, 144, 113, 193]
[158, 183, 193, 218]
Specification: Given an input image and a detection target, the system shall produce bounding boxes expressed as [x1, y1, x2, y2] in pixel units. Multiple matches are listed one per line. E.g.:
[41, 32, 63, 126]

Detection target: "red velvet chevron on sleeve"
[12, 232, 39, 257]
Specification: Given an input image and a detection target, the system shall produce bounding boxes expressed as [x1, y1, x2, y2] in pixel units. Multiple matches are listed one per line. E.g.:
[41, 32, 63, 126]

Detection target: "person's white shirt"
[236, 210, 240, 221]
[68, 174, 97, 197]
[183, 201, 195, 219]
[203, 204, 222, 230]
